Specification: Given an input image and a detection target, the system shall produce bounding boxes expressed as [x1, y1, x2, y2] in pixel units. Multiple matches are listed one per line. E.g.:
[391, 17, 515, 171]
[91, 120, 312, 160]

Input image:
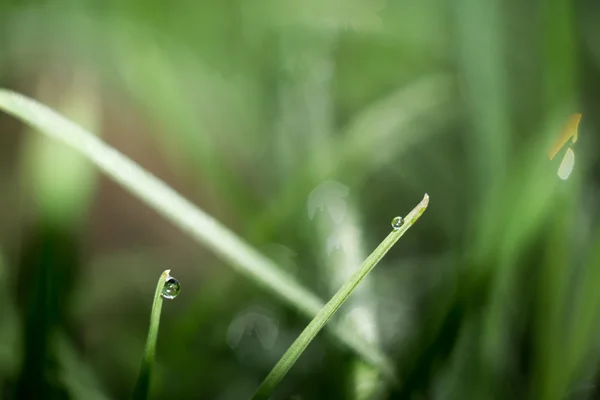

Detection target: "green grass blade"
[0, 89, 322, 313]
[252, 194, 430, 399]
[132, 269, 171, 399]
[0, 89, 395, 377]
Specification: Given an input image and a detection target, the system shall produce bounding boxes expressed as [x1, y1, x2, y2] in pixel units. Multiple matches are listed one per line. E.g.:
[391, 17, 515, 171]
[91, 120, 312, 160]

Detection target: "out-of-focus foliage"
[0, 0, 599, 399]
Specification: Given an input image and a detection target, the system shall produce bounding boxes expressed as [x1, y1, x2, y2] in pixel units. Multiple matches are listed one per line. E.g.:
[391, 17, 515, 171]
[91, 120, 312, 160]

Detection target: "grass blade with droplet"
[252, 194, 430, 399]
[132, 269, 172, 400]
[0, 89, 394, 377]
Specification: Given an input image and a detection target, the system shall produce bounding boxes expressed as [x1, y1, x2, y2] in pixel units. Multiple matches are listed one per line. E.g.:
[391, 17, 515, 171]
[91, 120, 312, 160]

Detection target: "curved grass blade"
[132, 269, 171, 400]
[0, 89, 394, 378]
[252, 194, 430, 399]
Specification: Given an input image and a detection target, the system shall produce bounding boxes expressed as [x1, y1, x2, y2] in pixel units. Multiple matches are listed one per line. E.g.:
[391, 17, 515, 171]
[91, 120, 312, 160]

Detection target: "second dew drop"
[161, 275, 181, 300]
[391, 216, 404, 230]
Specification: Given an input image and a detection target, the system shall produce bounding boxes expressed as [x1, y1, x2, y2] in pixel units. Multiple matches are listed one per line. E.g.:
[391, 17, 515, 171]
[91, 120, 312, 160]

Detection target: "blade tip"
[422, 193, 429, 208]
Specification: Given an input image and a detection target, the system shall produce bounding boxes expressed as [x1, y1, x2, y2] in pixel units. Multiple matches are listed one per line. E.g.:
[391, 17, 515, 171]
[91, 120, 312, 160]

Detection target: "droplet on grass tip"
[391, 216, 404, 230]
[161, 275, 181, 299]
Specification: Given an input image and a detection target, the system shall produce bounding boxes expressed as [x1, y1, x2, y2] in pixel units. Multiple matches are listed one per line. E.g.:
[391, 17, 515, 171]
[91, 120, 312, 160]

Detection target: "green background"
[1, 0, 600, 398]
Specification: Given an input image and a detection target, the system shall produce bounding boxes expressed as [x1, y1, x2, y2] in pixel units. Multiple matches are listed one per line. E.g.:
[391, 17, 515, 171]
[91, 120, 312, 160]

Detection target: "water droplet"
[391, 216, 404, 230]
[161, 276, 181, 299]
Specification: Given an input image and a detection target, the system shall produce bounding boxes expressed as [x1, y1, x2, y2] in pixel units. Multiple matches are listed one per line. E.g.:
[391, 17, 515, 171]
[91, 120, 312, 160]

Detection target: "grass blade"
[0, 89, 395, 377]
[133, 269, 173, 399]
[252, 194, 430, 399]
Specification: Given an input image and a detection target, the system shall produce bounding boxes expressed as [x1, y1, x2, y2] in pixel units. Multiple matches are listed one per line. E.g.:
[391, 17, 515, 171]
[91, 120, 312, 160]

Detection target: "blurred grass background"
[1, 0, 600, 399]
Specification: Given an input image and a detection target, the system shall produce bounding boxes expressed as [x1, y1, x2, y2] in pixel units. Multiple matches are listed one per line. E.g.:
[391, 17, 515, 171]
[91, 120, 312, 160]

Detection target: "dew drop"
[161, 275, 181, 299]
[391, 216, 404, 230]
